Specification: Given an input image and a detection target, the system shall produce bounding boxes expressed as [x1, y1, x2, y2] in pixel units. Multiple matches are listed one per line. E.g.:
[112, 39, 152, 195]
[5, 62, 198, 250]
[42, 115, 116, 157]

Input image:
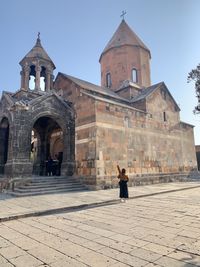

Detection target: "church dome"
[99, 19, 151, 62]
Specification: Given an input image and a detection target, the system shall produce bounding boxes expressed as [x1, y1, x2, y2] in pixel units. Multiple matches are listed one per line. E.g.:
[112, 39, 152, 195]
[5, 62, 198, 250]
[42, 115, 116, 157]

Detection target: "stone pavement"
[0, 181, 200, 222]
[1, 181, 200, 266]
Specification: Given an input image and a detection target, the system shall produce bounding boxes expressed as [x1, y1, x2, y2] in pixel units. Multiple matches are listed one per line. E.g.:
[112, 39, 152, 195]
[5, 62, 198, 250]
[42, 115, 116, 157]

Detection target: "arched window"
[106, 73, 112, 88]
[29, 65, 36, 90]
[132, 68, 138, 83]
[163, 111, 167, 122]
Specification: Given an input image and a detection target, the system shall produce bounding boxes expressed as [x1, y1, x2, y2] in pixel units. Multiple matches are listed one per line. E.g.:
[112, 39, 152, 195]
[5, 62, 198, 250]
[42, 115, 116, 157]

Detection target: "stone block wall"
[94, 99, 197, 188]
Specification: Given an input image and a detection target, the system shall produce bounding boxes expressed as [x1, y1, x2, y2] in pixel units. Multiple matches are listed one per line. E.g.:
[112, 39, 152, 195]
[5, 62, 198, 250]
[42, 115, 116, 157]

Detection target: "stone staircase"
[8, 176, 88, 197]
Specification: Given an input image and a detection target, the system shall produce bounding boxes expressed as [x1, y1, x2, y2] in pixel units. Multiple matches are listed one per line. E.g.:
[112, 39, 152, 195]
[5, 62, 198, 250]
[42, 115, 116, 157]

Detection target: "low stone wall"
[91, 171, 200, 190]
[0, 177, 32, 192]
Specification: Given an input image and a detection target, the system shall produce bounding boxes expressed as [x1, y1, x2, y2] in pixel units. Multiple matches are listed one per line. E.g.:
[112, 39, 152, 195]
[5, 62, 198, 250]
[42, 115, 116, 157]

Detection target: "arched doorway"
[0, 118, 9, 174]
[31, 116, 64, 176]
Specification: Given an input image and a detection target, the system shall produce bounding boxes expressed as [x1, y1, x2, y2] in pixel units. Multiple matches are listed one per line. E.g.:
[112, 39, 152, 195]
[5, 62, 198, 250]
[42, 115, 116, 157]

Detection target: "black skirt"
[119, 180, 128, 198]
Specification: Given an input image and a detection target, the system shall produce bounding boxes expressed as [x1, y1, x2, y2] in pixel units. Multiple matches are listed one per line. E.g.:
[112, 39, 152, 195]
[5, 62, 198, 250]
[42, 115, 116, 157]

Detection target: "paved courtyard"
[0, 183, 200, 266]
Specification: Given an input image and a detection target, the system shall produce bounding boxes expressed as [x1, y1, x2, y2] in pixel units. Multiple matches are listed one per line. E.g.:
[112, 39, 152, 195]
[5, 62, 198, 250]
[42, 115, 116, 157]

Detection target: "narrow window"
[132, 68, 138, 83]
[106, 73, 111, 88]
[29, 76, 35, 90]
[29, 65, 36, 90]
[40, 77, 45, 91]
[163, 111, 167, 122]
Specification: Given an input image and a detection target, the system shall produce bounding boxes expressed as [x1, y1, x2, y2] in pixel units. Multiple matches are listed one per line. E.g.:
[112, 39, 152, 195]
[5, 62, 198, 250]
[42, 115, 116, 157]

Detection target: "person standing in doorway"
[117, 165, 129, 202]
[47, 155, 53, 176]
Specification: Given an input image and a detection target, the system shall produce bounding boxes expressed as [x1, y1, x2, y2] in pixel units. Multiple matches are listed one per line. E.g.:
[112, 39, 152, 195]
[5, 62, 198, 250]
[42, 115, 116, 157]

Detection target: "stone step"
[27, 180, 82, 186]
[8, 187, 87, 197]
[17, 183, 84, 190]
[13, 184, 86, 192]
[8, 175, 88, 197]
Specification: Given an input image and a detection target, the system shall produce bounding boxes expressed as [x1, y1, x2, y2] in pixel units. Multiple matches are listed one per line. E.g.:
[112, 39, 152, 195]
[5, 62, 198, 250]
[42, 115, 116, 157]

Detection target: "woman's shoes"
[120, 198, 128, 203]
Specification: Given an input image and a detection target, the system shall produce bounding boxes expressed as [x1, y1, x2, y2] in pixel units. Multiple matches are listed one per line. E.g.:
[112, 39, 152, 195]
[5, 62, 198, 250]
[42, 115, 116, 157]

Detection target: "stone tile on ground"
[0, 225, 25, 240]
[0, 262, 14, 267]
[27, 244, 66, 264]
[9, 254, 43, 267]
[109, 233, 132, 242]
[98, 246, 121, 258]
[78, 224, 115, 238]
[110, 262, 131, 267]
[176, 236, 197, 246]
[115, 252, 149, 267]
[94, 237, 135, 253]
[130, 247, 162, 262]
[77, 250, 117, 266]
[143, 242, 175, 256]
[18, 218, 61, 234]
[7, 236, 40, 251]
[63, 232, 90, 245]
[155, 255, 197, 267]
[57, 241, 92, 258]
[125, 237, 149, 248]
[0, 245, 26, 259]
[177, 243, 200, 256]
[0, 237, 12, 248]
[144, 263, 162, 267]
[0, 255, 8, 264]
[168, 250, 200, 266]
[81, 240, 105, 251]
[49, 257, 88, 267]
[3, 220, 44, 236]
[178, 229, 200, 239]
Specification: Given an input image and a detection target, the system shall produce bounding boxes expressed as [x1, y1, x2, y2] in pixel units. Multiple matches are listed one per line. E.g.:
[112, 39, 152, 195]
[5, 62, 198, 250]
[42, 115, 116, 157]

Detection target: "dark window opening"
[132, 68, 138, 83]
[106, 73, 112, 88]
[29, 65, 36, 90]
[163, 111, 167, 121]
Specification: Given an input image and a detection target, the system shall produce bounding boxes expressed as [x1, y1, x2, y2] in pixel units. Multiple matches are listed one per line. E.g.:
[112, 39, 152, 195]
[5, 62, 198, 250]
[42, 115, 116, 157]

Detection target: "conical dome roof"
[99, 19, 151, 61]
[20, 35, 55, 69]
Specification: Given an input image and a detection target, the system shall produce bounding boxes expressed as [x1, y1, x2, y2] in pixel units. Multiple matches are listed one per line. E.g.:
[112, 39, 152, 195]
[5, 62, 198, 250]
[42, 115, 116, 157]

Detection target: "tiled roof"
[59, 73, 129, 103]
[19, 37, 55, 68]
[130, 82, 163, 102]
[100, 20, 150, 61]
[131, 81, 180, 111]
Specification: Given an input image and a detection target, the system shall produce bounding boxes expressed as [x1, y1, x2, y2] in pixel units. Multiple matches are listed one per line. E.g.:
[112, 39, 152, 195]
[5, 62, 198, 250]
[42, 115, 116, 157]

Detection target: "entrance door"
[32, 116, 63, 176]
[0, 118, 9, 174]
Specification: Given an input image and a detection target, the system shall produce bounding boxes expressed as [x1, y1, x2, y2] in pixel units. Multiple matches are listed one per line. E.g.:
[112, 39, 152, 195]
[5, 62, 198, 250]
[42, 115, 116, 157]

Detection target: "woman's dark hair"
[122, 168, 126, 174]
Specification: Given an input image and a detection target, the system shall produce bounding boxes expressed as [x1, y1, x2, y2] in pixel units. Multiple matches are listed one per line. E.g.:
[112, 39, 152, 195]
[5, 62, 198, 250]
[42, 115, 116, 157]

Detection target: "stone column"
[50, 74, 54, 90]
[20, 70, 25, 89]
[61, 119, 75, 176]
[35, 65, 41, 91]
[45, 71, 51, 92]
[24, 65, 30, 90]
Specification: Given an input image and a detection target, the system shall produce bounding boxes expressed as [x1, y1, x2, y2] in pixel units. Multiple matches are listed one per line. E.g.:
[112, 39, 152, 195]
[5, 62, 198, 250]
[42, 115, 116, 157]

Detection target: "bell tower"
[99, 19, 151, 91]
[19, 33, 55, 92]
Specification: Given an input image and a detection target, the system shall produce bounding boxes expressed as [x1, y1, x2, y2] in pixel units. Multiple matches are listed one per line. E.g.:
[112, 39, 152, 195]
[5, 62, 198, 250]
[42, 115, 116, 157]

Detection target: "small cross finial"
[37, 32, 40, 39]
[120, 10, 126, 20]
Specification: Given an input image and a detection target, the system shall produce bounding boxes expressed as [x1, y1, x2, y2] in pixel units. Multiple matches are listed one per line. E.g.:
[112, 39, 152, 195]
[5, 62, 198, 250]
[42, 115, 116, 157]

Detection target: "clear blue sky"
[1, 0, 200, 144]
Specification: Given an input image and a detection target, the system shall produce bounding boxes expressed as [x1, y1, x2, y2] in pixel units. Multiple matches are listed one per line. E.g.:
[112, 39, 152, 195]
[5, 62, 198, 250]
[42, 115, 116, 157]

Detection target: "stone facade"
[195, 145, 200, 170]
[0, 19, 198, 189]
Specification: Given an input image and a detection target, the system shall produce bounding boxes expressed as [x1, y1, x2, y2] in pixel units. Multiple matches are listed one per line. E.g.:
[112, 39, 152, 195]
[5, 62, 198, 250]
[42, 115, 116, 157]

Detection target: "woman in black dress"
[117, 165, 129, 202]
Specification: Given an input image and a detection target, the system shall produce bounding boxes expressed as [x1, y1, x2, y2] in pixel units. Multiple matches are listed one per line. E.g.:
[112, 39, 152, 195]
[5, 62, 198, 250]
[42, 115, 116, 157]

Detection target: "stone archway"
[31, 116, 64, 176]
[0, 118, 9, 174]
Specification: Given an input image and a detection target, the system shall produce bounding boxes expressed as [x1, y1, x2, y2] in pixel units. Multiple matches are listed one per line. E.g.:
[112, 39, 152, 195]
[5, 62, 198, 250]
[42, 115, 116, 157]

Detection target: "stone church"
[0, 19, 197, 189]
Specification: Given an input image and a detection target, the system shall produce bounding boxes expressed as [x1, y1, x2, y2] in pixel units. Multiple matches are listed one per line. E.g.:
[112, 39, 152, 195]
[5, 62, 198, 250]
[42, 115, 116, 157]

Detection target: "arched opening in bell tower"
[40, 66, 46, 91]
[31, 116, 64, 176]
[0, 118, 9, 174]
[28, 65, 47, 91]
[29, 65, 36, 90]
